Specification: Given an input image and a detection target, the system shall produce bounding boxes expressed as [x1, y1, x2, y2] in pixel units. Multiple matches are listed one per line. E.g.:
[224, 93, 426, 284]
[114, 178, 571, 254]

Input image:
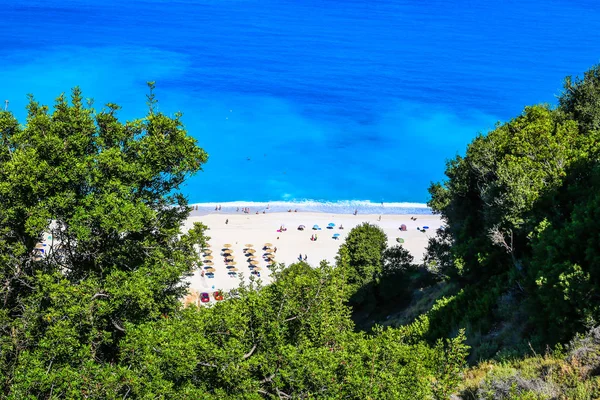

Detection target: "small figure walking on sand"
[354, 209, 358, 215]
[218, 205, 222, 211]
[225, 219, 229, 225]
[378, 215, 381, 221]
[274, 247, 277, 253]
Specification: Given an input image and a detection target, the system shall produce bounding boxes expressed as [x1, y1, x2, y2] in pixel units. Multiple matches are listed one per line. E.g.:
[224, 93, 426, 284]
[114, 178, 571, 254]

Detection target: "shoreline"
[183, 211, 441, 299]
[189, 200, 433, 217]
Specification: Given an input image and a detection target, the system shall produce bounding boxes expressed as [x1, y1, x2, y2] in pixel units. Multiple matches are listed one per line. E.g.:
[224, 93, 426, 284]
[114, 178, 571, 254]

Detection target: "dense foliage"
[425, 64, 600, 352]
[0, 90, 467, 398]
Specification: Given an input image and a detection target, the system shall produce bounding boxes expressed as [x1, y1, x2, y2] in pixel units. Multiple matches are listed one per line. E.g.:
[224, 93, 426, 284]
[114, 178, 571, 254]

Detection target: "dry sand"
[182, 212, 441, 298]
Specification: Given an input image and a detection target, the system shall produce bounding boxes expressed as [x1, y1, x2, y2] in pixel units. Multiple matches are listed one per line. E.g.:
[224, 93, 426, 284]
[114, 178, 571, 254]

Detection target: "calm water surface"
[1, 0, 599, 206]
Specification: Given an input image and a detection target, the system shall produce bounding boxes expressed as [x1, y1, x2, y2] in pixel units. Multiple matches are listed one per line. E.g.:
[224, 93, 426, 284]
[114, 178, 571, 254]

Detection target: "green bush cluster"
[426, 64, 600, 349]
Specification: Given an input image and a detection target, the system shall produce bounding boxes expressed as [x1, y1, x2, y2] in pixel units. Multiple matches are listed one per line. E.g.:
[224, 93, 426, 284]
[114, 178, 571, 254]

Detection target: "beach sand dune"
[182, 212, 441, 295]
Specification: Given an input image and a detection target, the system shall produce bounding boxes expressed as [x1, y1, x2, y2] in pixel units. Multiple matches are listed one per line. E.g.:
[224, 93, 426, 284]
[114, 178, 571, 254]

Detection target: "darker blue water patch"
[1, 0, 600, 203]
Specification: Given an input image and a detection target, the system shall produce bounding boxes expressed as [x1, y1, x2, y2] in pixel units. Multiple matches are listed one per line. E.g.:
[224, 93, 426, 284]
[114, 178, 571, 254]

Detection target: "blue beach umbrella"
[423, 226, 429, 230]
[327, 223, 335, 229]
[333, 233, 340, 239]
[313, 225, 320, 230]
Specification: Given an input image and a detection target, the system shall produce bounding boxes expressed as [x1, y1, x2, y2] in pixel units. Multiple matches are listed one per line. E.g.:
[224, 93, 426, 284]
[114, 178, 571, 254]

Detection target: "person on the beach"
[339, 224, 344, 229]
[236, 207, 239, 212]
[225, 219, 229, 225]
[215, 206, 218, 211]
[294, 209, 297, 212]
[310, 234, 314, 241]
[218, 205, 222, 211]
[274, 247, 277, 253]
[354, 209, 358, 215]
[299, 253, 303, 261]
[304, 254, 307, 261]
[201, 270, 205, 277]
[378, 215, 381, 221]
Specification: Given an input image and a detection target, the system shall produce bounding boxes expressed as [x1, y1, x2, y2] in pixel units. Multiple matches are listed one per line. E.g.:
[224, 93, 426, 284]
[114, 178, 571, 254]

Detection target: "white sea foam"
[189, 199, 431, 216]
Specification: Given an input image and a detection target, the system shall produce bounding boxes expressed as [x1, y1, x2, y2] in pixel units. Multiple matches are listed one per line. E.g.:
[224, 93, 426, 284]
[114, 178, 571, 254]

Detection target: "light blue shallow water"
[1, 0, 600, 211]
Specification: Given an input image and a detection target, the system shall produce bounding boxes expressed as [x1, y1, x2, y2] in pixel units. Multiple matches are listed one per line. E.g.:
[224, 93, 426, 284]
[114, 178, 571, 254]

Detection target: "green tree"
[0, 86, 208, 397]
[424, 64, 600, 350]
[428, 105, 582, 284]
[337, 223, 387, 288]
[559, 63, 600, 135]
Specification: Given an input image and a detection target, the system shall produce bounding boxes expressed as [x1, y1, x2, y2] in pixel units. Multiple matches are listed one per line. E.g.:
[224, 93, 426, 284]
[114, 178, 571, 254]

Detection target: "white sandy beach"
[182, 212, 441, 299]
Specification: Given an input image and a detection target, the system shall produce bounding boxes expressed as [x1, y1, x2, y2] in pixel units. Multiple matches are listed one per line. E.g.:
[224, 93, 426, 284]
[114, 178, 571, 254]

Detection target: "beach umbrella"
[246, 248, 256, 254]
[223, 244, 232, 248]
[205, 267, 215, 273]
[204, 261, 214, 266]
[245, 244, 254, 248]
[225, 255, 235, 260]
[312, 225, 320, 230]
[298, 225, 305, 230]
[328, 223, 335, 228]
[203, 249, 213, 254]
[423, 226, 429, 230]
[250, 260, 259, 265]
[333, 233, 340, 239]
[228, 271, 237, 276]
[264, 248, 274, 253]
[227, 261, 237, 266]
[253, 267, 262, 271]
[264, 242, 273, 247]
[396, 238, 405, 244]
[204, 256, 214, 261]
[203, 243, 211, 248]
[229, 267, 239, 272]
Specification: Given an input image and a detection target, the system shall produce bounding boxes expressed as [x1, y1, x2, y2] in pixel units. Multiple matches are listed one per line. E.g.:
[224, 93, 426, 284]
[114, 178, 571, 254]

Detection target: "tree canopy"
[425, 64, 600, 349]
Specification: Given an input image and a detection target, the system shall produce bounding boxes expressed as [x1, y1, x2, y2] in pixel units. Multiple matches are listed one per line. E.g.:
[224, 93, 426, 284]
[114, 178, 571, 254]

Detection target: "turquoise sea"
[2, 0, 600, 212]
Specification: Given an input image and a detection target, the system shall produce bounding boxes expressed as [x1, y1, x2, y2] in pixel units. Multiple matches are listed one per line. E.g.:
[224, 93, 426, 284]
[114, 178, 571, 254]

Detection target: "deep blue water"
[2, 0, 600, 206]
